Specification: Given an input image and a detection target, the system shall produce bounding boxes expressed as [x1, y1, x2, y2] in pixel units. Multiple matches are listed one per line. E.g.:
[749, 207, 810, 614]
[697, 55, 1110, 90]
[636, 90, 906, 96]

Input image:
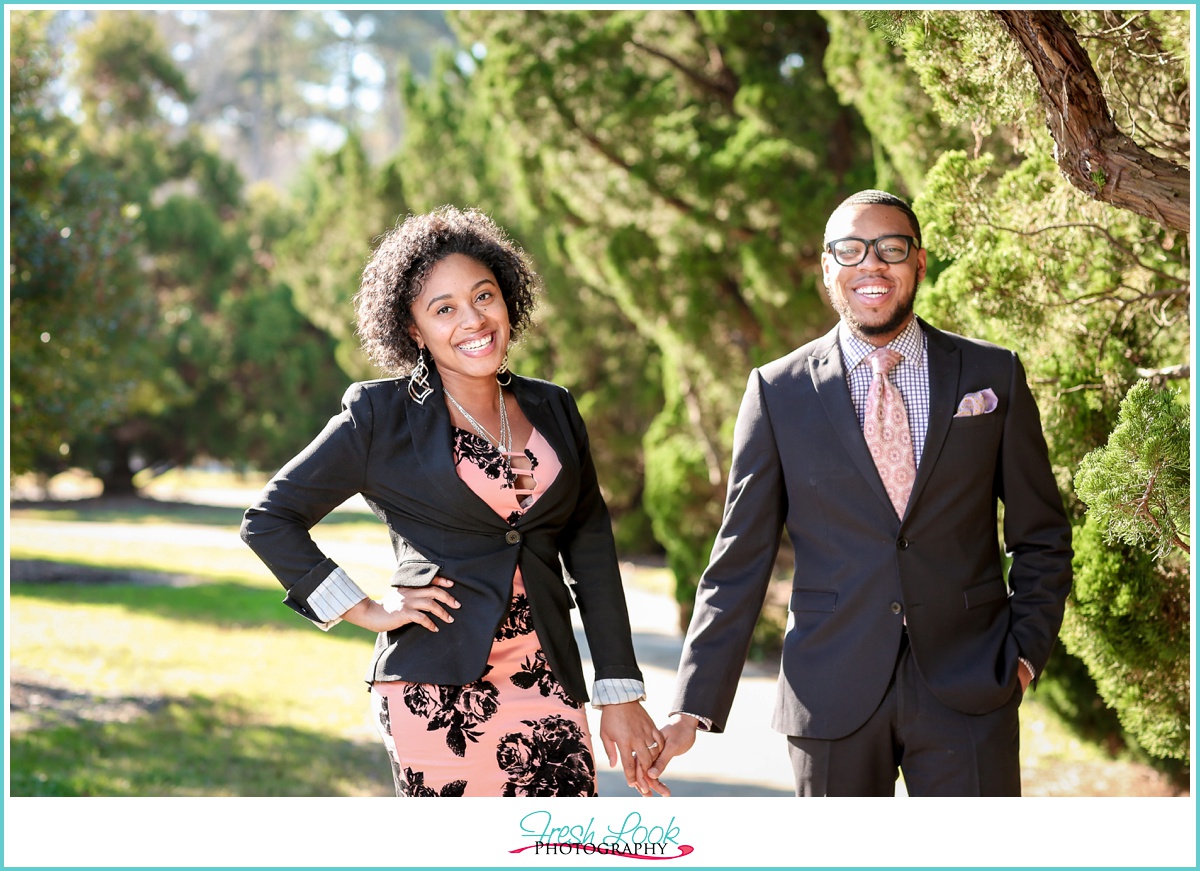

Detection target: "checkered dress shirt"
[839, 317, 930, 469]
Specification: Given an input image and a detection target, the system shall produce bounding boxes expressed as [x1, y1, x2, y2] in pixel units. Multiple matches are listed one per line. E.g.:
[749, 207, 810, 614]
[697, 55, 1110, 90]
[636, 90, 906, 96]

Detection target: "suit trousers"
[786, 632, 1022, 796]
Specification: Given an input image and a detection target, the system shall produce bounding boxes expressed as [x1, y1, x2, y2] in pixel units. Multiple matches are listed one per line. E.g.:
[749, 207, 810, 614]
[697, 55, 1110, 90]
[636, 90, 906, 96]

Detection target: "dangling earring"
[496, 350, 512, 386]
[409, 347, 433, 404]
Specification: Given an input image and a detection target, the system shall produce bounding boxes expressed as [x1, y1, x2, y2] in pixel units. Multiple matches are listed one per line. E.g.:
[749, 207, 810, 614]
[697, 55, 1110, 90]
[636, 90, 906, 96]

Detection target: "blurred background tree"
[8, 8, 1189, 774]
[446, 9, 876, 616]
[10, 10, 348, 492]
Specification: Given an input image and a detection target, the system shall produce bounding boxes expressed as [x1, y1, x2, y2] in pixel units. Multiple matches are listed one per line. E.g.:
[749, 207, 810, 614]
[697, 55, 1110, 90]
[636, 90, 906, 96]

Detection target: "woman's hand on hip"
[344, 577, 460, 633]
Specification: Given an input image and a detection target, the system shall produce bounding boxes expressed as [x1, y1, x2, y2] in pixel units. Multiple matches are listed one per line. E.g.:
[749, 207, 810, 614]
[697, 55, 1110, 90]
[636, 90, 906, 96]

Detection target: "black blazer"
[672, 319, 1073, 738]
[240, 365, 643, 704]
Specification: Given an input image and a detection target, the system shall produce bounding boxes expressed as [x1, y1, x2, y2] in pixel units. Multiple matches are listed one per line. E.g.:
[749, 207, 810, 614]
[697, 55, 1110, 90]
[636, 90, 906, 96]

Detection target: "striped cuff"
[306, 567, 368, 631]
[1019, 656, 1037, 681]
[590, 678, 647, 706]
[672, 710, 714, 732]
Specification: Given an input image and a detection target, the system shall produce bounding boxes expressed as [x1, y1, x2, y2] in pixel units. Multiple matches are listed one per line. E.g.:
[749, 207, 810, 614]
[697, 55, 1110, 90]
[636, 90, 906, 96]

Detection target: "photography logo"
[510, 810, 694, 860]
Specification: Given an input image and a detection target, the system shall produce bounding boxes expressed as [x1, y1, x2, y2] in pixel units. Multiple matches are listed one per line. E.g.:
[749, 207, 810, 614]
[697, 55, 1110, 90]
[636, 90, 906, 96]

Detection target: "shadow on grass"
[10, 495, 375, 528]
[11, 566, 338, 634]
[10, 690, 391, 796]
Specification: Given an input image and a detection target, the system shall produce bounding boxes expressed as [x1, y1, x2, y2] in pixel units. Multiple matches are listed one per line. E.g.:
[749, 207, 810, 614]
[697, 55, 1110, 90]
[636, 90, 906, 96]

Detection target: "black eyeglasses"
[825, 235, 917, 267]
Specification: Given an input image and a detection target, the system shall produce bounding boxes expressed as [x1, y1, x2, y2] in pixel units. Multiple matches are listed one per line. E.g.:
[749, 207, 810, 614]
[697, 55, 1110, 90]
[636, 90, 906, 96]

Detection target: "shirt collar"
[838, 316, 926, 375]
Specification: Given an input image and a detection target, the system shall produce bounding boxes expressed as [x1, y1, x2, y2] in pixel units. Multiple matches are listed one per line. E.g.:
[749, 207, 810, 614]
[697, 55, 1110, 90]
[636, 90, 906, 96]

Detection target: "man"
[649, 190, 1072, 796]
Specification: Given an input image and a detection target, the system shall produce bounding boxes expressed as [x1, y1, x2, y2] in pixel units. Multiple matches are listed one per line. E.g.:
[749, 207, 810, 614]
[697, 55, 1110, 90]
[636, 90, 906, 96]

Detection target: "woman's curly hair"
[354, 206, 540, 374]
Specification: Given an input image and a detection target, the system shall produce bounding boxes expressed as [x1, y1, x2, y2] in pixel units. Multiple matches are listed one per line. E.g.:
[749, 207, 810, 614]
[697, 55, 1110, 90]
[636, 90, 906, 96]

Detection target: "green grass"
[10, 589, 393, 796]
[8, 496, 398, 796]
[11, 695, 388, 796]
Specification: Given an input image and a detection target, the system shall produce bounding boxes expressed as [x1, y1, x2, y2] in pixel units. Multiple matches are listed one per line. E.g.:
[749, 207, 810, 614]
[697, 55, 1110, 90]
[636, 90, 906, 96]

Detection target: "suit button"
[505, 530, 521, 545]
[897, 537, 909, 550]
[890, 601, 903, 615]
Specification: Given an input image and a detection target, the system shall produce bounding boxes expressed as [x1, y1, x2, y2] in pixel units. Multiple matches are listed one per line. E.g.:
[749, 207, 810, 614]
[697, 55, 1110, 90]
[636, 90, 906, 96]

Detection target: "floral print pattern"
[453, 429, 509, 483]
[403, 666, 501, 757]
[497, 715, 596, 797]
[400, 768, 467, 797]
[494, 593, 534, 641]
[511, 648, 581, 708]
[452, 428, 539, 493]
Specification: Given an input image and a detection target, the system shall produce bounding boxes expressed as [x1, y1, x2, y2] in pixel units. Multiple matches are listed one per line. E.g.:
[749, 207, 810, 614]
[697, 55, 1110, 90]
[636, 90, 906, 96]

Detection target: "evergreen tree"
[273, 132, 408, 382]
[1076, 380, 1190, 562]
[450, 9, 876, 617]
[12, 11, 351, 491]
[9, 11, 179, 486]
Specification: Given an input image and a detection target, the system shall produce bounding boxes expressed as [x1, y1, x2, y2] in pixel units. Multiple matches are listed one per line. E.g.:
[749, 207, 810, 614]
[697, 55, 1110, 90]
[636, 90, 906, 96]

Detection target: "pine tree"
[1076, 381, 1190, 561]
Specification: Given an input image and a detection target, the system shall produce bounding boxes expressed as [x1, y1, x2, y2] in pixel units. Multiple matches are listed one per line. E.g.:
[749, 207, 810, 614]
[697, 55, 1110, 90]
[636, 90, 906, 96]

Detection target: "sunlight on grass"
[1020, 698, 1114, 766]
[11, 597, 376, 728]
[10, 593, 393, 795]
[9, 511, 403, 596]
[8, 492, 442, 792]
[10, 695, 390, 797]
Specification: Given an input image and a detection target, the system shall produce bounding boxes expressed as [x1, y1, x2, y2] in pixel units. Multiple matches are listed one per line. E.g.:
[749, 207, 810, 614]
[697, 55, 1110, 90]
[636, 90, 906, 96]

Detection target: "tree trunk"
[994, 10, 1190, 235]
[98, 441, 139, 496]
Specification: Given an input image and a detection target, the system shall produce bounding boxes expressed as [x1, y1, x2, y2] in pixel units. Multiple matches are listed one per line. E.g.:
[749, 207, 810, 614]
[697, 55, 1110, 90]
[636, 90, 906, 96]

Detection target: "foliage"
[821, 12, 971, 196]
[8, 11, 176, 478]
[273, 133, 407, 381]
[11, 11, 353, 490]
[1061, 517, 1190, 761]
[449, 9, 875, 607]
[1075, 380, 1191, 560]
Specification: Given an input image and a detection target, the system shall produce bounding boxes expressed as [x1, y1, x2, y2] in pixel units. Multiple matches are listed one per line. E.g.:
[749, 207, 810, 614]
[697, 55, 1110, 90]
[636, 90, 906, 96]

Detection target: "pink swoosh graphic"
[509, 843, 695, 860]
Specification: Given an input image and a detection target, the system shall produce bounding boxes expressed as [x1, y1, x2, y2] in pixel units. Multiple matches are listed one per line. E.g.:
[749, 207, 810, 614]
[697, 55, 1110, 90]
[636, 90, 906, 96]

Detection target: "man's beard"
[826, 284, 918, 342]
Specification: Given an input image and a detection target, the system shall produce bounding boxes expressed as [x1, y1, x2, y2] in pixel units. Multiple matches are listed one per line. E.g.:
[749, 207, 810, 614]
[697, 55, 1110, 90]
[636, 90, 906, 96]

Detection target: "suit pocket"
[791, 588, 838, 613]
[963, 579, 1009, 609]
[949, 412, 999, 429]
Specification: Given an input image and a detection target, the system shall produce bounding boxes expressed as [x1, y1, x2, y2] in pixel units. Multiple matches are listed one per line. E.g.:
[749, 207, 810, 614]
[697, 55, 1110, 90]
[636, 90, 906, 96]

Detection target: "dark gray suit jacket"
[672, 319, 1073, 739]
[241, 365, 643, 704]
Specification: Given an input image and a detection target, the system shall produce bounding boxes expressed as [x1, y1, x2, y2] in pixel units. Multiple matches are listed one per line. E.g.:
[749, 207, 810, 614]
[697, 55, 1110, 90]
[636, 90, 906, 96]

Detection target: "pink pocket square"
[954, 388, 997, 417]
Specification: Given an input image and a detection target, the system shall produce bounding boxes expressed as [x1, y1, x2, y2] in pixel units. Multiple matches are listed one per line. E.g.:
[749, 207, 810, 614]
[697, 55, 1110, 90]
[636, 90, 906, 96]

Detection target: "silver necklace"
[445, 384, 511, 454]
[447, 385, 539, 499]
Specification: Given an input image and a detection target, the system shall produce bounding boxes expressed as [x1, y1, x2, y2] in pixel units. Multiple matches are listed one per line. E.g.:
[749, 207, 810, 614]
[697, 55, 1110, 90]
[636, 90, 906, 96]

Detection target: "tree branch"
[980, 218, 1185, 284]
[993, 10, 1190, 234]
[627, 36, 738, 112]
[1136, 364, 1190, 381]
[543, 88, 756, 243]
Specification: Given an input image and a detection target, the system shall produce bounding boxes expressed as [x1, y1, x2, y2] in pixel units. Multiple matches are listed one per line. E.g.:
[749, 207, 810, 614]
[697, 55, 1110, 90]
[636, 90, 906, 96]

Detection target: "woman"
[241, 206, 667, 797]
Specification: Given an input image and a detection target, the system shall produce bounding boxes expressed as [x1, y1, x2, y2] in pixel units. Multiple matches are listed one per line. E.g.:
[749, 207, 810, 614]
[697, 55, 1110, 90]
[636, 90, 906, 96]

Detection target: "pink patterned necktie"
[863, 348, 915, 519]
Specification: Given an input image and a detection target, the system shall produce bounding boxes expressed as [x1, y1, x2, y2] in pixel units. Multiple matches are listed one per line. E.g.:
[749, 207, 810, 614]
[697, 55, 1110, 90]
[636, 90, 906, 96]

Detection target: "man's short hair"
[826, 190, 922, 248]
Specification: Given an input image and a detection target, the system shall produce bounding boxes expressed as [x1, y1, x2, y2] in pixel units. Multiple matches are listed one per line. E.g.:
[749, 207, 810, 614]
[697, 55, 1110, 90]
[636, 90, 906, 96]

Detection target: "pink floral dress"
[370, 427, 597, 796]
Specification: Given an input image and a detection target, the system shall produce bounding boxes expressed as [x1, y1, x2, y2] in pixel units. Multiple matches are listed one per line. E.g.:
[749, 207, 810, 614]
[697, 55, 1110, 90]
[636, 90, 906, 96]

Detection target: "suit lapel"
[809, 326, 896, 514]
[908, 319, 961, 512]
[509, 376, 574, 525]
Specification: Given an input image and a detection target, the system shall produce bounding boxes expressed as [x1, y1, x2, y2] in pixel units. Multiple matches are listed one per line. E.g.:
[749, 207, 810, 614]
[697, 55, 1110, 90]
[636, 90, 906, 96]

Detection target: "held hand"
[599, 702, 670, 797]
[345, 577, 460, 633]
[646, 714, 699, 780]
